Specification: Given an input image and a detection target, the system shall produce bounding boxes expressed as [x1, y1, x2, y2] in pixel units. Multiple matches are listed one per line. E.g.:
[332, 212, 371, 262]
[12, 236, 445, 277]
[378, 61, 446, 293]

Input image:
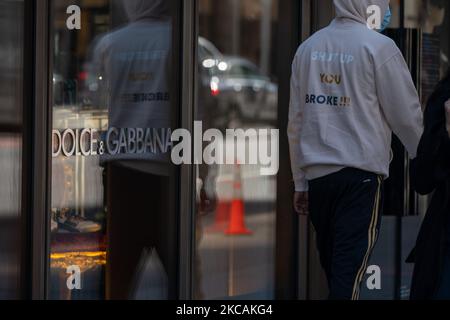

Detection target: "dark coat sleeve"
[408, 90, 450, 298]
[411, 95, 450, 195]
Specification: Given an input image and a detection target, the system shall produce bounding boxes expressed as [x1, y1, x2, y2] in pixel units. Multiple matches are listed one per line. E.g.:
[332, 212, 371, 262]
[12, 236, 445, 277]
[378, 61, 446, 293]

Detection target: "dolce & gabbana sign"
[52, 127, 172, 157]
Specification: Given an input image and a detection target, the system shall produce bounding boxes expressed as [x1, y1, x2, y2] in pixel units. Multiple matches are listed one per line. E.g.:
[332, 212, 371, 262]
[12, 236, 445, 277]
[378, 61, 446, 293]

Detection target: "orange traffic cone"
[225, 163, 252, 235]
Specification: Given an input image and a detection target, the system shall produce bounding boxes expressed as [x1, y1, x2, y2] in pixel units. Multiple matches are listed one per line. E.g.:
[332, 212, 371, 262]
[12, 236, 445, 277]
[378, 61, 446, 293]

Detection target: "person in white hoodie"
[288, 0, 423, 300]
[84, 0, 174, 299]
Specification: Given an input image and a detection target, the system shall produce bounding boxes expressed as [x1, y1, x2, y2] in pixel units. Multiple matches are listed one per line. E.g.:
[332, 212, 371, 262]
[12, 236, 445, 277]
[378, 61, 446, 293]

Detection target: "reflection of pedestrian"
[87, 0, 175, 299]
[409, 70, 450, 300]
[288, 0, 423, 300]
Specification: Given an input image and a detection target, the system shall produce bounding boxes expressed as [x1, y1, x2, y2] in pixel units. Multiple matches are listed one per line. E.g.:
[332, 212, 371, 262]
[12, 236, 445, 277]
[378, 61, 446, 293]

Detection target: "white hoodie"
[89, 0, 172, 130]
[288, 0, 424, 192]
[89, 0, 172, 169]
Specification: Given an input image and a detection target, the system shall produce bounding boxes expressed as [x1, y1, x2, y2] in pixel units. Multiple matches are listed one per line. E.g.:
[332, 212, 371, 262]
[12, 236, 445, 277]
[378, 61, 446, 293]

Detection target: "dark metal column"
[31, 0, 52, 300]
[275, 0, 301, 300]
[178, 0, 197, 300]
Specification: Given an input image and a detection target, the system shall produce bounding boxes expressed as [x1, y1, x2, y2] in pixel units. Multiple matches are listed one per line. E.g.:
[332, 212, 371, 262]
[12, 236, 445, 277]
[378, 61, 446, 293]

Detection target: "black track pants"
[309, 168, 383, 300]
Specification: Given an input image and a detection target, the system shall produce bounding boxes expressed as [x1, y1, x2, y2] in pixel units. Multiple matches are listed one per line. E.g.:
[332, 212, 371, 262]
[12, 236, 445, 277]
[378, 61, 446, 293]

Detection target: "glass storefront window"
[194, 0, 279, 299]
[0, 0, 25, 299]
[49, 0, 181, 300]
[404, 0, 449, 106]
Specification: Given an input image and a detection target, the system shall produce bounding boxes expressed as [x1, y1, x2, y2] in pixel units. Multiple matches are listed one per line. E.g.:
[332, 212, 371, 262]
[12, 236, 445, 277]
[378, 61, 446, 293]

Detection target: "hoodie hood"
[123, 0, 169, 22]
[333, 0, 389, 25]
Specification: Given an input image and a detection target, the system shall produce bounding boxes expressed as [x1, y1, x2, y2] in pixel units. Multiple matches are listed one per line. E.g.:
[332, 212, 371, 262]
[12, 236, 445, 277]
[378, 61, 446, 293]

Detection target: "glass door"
[48, 0, 182, 300]
[194, 0, 281, 299]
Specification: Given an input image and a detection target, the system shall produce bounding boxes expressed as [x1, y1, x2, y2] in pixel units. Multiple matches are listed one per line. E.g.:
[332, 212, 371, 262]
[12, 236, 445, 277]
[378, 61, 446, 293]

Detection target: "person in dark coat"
[409, 69, 450, 300]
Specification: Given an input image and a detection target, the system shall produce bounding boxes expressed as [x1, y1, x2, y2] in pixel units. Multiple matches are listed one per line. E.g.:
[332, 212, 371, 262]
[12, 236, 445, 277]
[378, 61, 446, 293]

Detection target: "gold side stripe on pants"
[351, 176, 382, 300]
[355, 177, 382, 300]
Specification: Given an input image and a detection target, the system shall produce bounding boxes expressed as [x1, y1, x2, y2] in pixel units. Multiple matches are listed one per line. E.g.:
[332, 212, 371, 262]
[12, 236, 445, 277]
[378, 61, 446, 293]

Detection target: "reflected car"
[206, 56, 278, 127]
[199, 37, 223, 61]
[198, 37, 223, 126]
[199, 38, 278, 127]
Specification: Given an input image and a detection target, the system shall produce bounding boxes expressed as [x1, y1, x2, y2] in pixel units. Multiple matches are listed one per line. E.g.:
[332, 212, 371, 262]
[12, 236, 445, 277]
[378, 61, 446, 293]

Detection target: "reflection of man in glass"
[86, 0, 174, 299]
[420, 0, 447, 105]
[89, 0, 172, 131]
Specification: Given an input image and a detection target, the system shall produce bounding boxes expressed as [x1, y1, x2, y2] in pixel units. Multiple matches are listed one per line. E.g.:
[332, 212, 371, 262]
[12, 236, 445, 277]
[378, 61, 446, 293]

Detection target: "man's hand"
[294, 191, 309, 215]
[445, 99, 450, 139]
[199, 187, 217, 215]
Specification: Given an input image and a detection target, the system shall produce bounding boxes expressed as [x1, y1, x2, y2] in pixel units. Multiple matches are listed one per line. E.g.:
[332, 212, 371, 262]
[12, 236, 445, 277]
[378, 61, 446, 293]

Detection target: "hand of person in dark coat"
[294, 191, 309, 216]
